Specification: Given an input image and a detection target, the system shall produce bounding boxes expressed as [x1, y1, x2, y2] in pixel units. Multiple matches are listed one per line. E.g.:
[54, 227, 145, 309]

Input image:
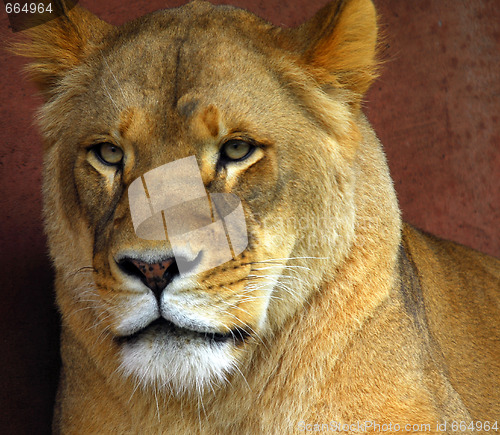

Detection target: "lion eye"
[221, 139, 254, 162]
[94, 142, 124, 166]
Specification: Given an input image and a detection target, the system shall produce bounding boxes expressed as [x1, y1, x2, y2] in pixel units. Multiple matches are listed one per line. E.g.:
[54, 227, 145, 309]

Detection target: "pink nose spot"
[130, 258, 176, 294]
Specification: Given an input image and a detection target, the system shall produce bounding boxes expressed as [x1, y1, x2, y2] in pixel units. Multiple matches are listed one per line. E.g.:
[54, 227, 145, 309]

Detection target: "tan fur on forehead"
[118, 107, 135, 138]
[116, 107, 153, 143]
[200, 105, 220, 138]
[181, 99, 223, 141]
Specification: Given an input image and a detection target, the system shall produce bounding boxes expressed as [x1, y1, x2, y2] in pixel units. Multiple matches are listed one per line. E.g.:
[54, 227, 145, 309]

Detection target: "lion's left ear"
[10, 0, 113, 97]
[286, 0, 379, 103]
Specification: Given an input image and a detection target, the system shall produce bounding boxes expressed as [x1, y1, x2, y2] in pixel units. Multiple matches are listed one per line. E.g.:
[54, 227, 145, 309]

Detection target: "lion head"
[15, 0, 395, 397]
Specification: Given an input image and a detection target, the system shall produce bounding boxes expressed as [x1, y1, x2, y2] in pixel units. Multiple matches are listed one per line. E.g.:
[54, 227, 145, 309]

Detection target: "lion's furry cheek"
[42, 146, 95, 268]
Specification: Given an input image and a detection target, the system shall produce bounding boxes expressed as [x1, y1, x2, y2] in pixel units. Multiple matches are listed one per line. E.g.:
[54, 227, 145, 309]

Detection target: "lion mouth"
[116, 317, 250, 345]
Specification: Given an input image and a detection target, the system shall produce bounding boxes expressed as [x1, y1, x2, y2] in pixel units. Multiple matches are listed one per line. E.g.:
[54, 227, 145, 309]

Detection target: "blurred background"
[1, 0, 498, 432]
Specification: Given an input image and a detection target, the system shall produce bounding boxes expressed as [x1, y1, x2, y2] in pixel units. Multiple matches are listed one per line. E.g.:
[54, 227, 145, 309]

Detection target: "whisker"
[67, 266, 96, 278]
[102, 56, 127, 102]
[101, 77, 120, 111]
[253, 265, 311, 271]
[243, 256, 328, 266]
[222, 310, 269, 352]
[232, 363, 250, 390]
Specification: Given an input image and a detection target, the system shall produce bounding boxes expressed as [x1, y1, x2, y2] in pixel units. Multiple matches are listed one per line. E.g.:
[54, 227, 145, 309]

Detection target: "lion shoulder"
[401, 222, 500, 420]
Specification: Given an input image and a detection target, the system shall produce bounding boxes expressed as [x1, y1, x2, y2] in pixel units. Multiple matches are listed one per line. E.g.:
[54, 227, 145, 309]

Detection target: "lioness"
[13, 0, 499, 433]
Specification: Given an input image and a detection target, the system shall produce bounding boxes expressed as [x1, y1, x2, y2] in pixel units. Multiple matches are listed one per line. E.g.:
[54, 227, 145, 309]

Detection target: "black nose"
[117, 257, 179, 300]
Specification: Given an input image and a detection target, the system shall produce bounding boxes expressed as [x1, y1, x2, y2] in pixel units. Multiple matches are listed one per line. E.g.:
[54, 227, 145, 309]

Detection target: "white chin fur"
[119, 330, 237, 396]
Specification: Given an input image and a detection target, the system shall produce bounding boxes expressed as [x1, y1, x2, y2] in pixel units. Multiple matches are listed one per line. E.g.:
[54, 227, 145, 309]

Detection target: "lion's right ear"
[284, 0, 380, 107]
[9, 0, 113, 96]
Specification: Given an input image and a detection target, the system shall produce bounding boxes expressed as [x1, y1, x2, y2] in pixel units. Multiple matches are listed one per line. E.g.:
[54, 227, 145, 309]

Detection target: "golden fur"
[13, 0, 499, 433]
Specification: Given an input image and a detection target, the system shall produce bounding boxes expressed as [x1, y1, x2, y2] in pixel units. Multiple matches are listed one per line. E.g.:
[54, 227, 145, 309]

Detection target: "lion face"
[25, 0, 375, 395]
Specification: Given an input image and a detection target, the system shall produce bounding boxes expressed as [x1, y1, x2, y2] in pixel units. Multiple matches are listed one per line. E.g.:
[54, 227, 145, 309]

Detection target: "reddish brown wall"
[0, 0, 498, 432]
